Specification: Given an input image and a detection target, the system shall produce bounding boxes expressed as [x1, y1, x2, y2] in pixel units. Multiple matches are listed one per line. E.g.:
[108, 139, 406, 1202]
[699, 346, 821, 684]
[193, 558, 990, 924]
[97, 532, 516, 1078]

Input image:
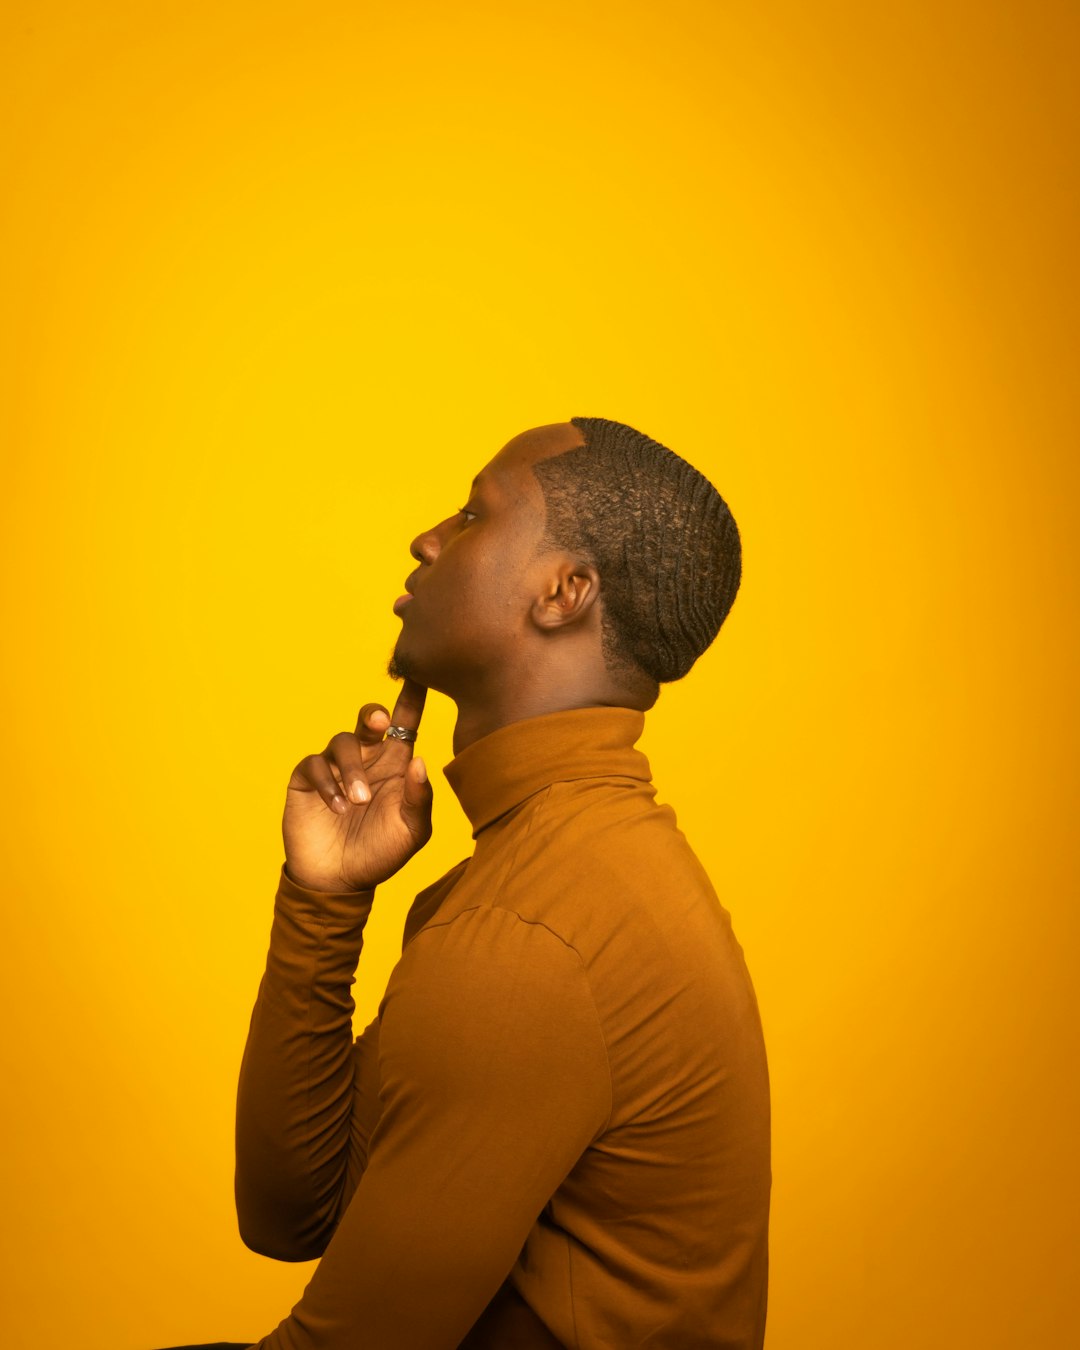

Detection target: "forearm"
[235, 863, 375, 1261]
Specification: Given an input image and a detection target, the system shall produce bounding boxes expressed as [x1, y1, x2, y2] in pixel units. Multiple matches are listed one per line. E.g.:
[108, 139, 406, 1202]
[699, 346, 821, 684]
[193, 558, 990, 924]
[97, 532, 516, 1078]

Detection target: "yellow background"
[2, 2, 1076, 1346]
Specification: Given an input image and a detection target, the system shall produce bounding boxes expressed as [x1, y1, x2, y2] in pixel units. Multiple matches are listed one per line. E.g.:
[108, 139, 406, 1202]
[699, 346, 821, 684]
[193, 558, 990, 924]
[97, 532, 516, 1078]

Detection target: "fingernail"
[414, 757, 427, 783]
[350, 781, 367, 804]
[332, 794, 348, 813]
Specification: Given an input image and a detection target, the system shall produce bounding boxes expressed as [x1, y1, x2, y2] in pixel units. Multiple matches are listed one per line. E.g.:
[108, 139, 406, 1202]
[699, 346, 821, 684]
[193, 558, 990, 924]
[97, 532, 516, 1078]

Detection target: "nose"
[409, 517, 448, 565]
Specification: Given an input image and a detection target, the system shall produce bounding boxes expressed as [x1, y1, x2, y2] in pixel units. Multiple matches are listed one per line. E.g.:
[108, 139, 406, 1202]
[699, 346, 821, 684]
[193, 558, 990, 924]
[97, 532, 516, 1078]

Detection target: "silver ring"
[384, 724, 417, 743]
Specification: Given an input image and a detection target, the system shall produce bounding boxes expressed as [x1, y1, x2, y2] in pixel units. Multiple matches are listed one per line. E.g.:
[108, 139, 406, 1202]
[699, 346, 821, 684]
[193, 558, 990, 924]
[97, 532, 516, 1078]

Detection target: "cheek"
[443, 536, 536, 633]
[487, 553, 536, 619]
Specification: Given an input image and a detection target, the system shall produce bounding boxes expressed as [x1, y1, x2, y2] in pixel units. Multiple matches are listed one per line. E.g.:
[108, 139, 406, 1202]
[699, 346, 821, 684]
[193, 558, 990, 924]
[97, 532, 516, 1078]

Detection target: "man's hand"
[282, 677, 432, 893]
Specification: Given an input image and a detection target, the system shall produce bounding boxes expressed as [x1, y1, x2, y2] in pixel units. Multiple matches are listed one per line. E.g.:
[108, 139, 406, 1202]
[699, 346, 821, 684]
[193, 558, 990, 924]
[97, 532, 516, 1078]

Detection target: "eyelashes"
[457, 506, 478, 521]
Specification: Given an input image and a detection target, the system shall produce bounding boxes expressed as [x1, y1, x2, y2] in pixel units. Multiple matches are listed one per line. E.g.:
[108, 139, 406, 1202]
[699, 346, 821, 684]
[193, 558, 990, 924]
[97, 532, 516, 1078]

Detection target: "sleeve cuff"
[276, 860, 377, 930]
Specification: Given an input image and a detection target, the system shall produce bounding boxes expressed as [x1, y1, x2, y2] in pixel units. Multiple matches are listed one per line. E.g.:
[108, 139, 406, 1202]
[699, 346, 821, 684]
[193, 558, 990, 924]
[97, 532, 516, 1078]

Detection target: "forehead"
[476, 422, 586, 497]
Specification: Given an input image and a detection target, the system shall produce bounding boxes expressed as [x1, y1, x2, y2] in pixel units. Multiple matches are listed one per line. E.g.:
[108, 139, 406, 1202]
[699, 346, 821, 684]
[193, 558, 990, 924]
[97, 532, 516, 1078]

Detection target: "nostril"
[410, 530, 439, 565]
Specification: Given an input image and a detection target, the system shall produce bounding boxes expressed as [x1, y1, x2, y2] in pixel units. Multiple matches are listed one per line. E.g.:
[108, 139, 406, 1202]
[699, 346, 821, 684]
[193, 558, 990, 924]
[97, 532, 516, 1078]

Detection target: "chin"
[387, 642, 435, 688]
[386, 646, 415, 682]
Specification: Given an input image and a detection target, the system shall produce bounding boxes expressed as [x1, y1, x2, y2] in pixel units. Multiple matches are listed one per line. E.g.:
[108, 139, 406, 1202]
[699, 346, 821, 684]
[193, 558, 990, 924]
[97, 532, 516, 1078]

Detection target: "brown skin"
[282, 422, 657, 894]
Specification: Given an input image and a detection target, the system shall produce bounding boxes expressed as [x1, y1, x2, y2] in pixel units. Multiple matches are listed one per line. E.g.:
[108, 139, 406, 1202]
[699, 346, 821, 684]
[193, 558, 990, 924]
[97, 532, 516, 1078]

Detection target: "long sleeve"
[235, 863, 384, 1262]
[247, 905, 612, 1350]
[233, 705, 769, 1347]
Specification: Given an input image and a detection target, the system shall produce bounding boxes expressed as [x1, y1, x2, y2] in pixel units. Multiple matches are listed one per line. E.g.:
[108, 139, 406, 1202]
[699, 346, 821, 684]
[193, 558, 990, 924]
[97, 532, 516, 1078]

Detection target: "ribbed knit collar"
[443, 704, 652, 837]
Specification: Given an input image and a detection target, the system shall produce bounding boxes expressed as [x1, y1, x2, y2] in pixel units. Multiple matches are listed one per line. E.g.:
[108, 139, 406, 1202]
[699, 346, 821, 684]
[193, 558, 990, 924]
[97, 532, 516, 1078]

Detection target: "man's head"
[387, 417, 741, 712]
[532, 416, 742, 685]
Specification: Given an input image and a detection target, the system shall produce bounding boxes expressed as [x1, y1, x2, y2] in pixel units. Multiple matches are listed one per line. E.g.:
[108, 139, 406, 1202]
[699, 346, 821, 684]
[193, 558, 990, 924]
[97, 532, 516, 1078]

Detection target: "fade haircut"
[530, 416, 742, 685]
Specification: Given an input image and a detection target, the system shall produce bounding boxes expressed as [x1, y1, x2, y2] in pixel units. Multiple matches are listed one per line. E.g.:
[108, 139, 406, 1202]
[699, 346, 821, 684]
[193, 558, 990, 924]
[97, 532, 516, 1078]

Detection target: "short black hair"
[530, 416, 742, 685]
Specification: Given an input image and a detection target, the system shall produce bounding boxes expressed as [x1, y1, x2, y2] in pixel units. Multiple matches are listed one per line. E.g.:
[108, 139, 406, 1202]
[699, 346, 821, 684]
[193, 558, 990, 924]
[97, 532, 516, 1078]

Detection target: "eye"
[457, 505, 478, 522]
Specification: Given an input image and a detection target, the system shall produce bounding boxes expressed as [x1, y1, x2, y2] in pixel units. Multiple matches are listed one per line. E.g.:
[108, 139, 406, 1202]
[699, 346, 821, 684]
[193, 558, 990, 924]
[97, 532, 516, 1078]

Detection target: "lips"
[393, 571, 420, 616]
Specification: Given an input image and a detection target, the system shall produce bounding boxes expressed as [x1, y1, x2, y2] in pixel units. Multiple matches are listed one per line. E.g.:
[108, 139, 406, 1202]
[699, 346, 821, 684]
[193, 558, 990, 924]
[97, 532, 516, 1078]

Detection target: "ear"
[529, 560, 601, 632]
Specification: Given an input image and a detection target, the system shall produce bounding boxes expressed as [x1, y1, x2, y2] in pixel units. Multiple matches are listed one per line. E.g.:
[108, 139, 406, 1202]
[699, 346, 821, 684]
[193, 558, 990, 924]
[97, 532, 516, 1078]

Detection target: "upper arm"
[250, 906, 610, 1350]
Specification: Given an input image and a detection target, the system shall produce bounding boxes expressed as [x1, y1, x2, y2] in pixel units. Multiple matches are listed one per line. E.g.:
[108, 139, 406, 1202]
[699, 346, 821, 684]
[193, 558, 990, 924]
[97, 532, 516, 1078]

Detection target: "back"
[404, 710, 771, 1348]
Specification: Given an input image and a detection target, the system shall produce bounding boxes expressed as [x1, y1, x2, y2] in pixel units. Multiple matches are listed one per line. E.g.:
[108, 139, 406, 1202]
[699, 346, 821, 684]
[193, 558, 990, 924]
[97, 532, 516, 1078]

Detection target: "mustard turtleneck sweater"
[234, 705, 770, 1349]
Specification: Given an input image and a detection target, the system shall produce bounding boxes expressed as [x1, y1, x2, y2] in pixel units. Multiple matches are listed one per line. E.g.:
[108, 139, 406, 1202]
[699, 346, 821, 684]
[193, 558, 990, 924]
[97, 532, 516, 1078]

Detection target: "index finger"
[388, 676, 428, 736]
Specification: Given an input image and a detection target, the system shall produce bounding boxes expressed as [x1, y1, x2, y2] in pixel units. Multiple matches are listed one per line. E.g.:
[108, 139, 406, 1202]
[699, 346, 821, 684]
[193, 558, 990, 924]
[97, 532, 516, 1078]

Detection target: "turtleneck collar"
[442, 704, 652, 837]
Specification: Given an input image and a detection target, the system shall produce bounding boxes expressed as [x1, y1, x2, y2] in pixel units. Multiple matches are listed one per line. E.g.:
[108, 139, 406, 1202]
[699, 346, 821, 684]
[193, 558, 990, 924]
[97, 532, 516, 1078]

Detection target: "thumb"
[400, 756, 433, 835]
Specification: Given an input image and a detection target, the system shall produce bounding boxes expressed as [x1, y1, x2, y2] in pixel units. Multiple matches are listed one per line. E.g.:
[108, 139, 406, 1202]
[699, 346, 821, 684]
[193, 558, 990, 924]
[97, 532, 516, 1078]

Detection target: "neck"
[449, 658, 656, 756]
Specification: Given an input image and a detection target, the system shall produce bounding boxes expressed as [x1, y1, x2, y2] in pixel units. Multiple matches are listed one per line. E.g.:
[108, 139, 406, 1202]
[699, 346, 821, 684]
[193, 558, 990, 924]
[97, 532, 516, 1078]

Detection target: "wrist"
[283, 862, 375, 895]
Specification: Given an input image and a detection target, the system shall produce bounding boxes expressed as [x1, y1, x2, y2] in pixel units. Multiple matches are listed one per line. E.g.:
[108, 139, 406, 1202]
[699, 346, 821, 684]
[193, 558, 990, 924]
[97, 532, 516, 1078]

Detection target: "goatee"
[386, 646, 415, 682]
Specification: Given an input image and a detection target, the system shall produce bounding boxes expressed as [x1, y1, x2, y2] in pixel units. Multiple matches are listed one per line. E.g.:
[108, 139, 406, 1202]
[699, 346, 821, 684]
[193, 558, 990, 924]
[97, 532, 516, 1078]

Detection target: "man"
[230, 417, 770, 1349]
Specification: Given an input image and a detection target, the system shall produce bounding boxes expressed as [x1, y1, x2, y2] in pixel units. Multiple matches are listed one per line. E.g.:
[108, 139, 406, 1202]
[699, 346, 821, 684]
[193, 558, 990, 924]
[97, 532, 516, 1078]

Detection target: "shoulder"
[395, 903, 587, 999]
[378, 906, 611, 1118]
